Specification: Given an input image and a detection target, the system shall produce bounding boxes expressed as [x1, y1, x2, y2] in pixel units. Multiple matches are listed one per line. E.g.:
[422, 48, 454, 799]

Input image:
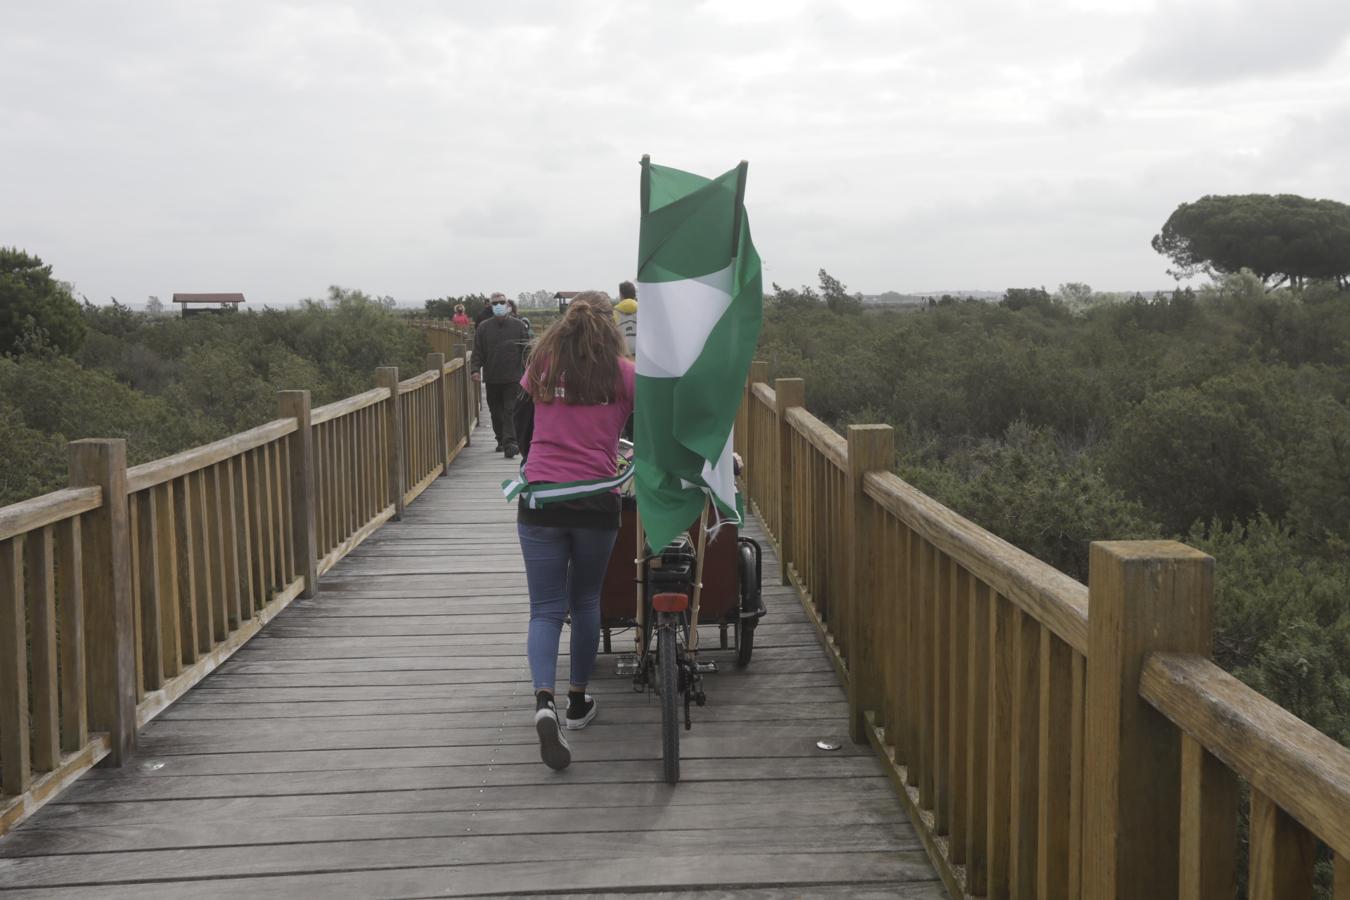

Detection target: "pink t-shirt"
[521, 358, 635, 485]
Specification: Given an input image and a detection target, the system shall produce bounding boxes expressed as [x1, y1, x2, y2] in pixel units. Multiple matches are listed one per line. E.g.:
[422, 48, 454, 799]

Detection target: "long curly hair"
[524, 291, 627, 405]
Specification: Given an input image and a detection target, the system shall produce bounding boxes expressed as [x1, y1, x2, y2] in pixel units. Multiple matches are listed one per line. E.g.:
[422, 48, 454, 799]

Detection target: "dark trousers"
[485, 382, 519, 448]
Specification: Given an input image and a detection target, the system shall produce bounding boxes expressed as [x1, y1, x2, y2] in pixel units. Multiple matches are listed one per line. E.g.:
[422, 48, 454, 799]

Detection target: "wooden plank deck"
[0, 423, 940, 898]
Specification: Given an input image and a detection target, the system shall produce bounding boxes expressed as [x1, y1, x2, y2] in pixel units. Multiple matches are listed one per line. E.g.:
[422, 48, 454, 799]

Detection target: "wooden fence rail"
[737, 364, 1350, 900]
[0, 336, 475, 838]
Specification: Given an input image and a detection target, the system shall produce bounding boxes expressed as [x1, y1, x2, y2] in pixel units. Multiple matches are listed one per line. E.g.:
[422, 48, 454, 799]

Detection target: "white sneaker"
[534, 697, 571, 770]
[565, 694, 598, 730]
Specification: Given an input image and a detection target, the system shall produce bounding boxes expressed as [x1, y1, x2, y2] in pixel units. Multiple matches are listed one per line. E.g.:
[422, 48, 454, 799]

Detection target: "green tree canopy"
[1152, 194, 1350, 288]
[0, 248, 86, 356]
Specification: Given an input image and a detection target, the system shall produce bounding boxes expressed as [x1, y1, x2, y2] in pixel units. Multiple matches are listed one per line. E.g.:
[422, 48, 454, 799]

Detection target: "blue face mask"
[492, 304, 508, 317]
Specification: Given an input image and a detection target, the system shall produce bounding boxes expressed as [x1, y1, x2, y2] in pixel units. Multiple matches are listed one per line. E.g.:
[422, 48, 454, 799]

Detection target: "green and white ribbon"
[501, 460, 635, 509]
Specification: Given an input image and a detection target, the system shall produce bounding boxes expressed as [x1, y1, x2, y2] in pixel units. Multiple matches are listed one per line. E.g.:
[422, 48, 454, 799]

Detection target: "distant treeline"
[760, 270, 1350, 759]
[0, 286, 427, 506]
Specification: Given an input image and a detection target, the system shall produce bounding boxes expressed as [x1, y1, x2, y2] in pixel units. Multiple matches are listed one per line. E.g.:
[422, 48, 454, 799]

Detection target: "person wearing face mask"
[510, 291, 634, 770]
[472, 292, 531, 457]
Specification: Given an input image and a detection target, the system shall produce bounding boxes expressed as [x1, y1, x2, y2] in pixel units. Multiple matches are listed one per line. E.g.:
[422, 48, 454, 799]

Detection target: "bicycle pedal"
[615, 654, 640, 677]
[695, 660, 718, 673]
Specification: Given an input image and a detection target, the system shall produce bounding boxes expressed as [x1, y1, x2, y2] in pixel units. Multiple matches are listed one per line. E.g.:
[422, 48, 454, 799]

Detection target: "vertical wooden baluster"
[1037, 629, 1072, 900]
[259, 446, 277, 598]
[128, 495, 145, 696]
[217, 460, 241, 633]
[1334, 854, 1349, 900]
[153, 483, 181, 678]
[354, 408, 367, 525]
[270, 443, 288, 586]
[58, 517, 87, 753]
[325, 422, 337, 553]
[905, 525, 921, 789]
[987, 593, 1015, 899]
[949, 561, 970, 861]
[886, 518, 905, 765]
[932, 548, 951, 833]
[917, 538, 934, 809]
[26, 527, 59, 772]
[1068, 653, 1086, 900]
[272, 441, 289, 586]
[0, 537, 30, 793]
[173, 475, 199, 663]
[1009, 610, 1041, 898]
[187, 470, 211, 648]
[210, 466, 231, 642]
[231, 452, 255, 620]
[248, 449, 267, 605]
[337, 414, 349, 541]
[966, 579, 992, 895]
[134, 492, 164, 691]
[314, 422, 327, 557]
[1178, 734, 1238, 900]
[1249, 790, 1314, 900]
[349, 410, 360, 530]
[200, 468, 226, 646]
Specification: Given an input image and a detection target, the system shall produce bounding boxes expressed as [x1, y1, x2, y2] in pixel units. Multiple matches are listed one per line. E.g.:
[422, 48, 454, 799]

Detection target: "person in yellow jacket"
[615, 280, 638, 357]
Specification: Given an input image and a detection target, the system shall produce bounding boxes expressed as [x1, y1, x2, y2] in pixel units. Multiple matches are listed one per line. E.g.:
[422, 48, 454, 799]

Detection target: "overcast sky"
[5, 0, 1350, 304]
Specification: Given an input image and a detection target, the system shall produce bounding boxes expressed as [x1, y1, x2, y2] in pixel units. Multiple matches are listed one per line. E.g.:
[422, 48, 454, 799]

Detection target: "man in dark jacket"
[472, 293, 530, 457]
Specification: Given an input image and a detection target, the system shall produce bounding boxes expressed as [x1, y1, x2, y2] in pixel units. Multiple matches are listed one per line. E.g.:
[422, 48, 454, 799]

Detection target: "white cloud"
[2, 0, 1349, 303]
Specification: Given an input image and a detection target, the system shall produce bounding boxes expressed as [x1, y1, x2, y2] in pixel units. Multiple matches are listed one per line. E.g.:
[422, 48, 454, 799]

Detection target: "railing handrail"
[1141, 650, 1350, 858]
[398, 369, 439, 392]
[311, 387, 389, 425]
[0, 486, 102, 543]
[125, 418, 297, 494]
[865, 469, 1090, 653]
[785, 406, 848, 471]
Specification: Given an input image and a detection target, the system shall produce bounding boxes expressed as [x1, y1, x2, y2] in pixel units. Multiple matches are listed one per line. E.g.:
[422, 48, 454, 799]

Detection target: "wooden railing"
[738, 361, 1350, 900]
[0, 343, 477, 837]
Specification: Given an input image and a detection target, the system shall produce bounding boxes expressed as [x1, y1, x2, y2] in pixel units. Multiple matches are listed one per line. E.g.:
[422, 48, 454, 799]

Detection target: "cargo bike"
[598, 457, 766, 784]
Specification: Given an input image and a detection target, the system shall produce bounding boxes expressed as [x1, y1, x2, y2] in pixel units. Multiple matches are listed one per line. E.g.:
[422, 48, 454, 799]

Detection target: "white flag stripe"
[635, 264, 734, 379]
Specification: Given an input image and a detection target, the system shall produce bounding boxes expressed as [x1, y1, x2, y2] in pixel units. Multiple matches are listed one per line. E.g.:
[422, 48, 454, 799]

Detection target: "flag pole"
[730, 160, 748, 257]
[640, 154, 652, 216]
[635, 153, 651, 656]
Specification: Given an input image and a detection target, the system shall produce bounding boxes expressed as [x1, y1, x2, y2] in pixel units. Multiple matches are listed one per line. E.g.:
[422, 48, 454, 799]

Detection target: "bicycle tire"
[659, 622, 680, 784]
[736, 542, 760, 668]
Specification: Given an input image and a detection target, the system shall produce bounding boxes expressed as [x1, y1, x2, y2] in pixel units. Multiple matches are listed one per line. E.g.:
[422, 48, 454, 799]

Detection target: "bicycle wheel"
[658, 622, 680, 784]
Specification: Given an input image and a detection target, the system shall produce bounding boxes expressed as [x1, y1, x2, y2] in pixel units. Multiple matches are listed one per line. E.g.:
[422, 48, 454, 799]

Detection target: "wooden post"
[774, 377, 805, 586]
[69, 439, 137, 766]
[453, 343, 471, 447]
[1082, 540, 1214, 900]
[847, 424, 894, 744]
[375, 368, 406, 521]
[278, 391, 318, 598]
[426, 352, 449, 473]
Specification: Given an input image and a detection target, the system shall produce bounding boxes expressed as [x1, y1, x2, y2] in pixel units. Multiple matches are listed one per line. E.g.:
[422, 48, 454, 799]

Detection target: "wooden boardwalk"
[0, 424, 939, 898]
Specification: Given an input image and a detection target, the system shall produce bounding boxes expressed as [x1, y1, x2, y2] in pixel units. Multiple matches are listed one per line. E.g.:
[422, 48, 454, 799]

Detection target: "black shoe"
[503, 444, 518, 459]
[534, 692, 571, 770]
[565, 693, 597, 730]
[494, 441, 503, 452]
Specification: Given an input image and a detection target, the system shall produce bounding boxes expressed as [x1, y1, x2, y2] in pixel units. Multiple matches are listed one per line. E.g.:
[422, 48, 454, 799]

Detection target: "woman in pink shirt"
[516, 292, 635, 770]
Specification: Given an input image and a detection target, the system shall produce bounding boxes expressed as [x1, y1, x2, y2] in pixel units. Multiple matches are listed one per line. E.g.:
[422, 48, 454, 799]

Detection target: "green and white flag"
[634, 157, 762, 554]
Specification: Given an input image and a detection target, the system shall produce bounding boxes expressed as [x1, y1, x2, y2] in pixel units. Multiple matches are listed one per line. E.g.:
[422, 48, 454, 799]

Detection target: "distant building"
[172, 293, 245, 316]
[553, 291, 581, 314]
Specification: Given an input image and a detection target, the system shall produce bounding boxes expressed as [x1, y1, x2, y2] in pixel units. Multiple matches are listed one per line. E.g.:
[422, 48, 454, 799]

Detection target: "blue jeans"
[517, 523, 619, 693]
